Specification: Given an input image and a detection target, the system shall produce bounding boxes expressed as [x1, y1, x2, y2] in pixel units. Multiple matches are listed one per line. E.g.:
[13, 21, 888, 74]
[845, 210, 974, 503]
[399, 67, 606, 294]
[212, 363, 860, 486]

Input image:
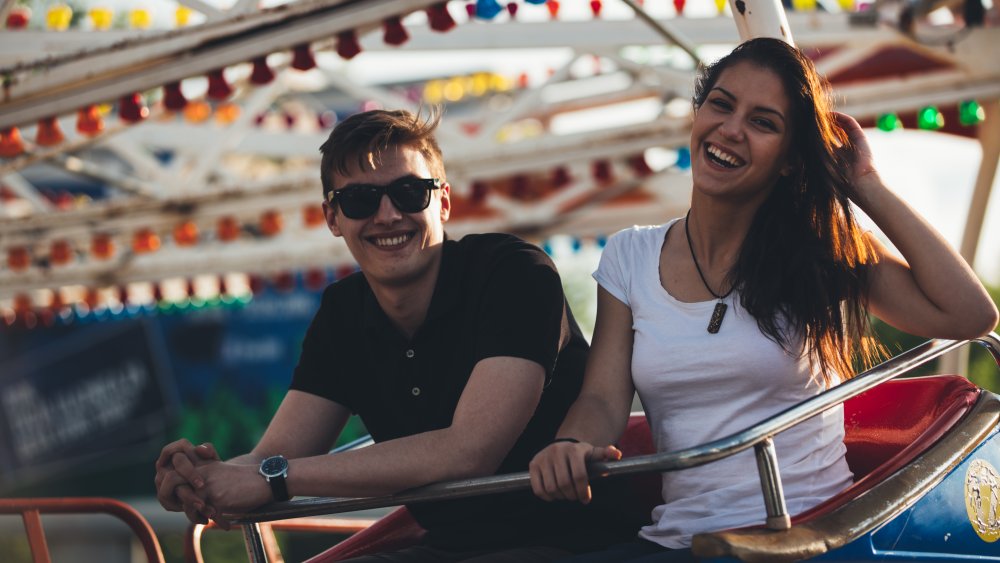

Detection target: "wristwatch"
[258, 455, 290, 502]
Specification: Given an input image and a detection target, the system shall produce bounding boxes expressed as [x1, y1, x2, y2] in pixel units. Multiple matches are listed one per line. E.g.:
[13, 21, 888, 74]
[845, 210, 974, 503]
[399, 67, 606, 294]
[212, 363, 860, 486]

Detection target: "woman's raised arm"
[836, 112, 998, 338]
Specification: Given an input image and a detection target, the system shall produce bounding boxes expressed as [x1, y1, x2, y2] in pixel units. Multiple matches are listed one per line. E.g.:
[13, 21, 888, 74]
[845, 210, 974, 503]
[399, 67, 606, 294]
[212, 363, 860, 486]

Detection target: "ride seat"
[306, 375, 979, 562]
[792, 374, 979, 524]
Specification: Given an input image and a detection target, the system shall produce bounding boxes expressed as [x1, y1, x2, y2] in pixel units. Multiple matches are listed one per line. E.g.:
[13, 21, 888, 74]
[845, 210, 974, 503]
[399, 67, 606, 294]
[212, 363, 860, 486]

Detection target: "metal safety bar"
[232, 333, 1000, 562]
[0, 497, 165, 563]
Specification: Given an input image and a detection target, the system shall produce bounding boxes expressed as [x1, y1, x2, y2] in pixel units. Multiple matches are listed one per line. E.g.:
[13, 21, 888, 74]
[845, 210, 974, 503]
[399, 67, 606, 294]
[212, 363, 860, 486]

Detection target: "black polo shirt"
[291, 234, 621, 549]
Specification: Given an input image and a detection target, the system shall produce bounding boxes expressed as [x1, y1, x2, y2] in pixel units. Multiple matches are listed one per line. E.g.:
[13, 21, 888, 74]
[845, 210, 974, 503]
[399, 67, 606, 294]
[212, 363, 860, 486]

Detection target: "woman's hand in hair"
[834, 112, 884, 208]
[529, 441, 622, 504]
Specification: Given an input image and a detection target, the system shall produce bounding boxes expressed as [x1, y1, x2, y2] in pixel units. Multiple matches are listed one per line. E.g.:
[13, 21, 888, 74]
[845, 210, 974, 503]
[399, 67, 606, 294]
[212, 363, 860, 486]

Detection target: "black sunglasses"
[327, 177, 443, 220]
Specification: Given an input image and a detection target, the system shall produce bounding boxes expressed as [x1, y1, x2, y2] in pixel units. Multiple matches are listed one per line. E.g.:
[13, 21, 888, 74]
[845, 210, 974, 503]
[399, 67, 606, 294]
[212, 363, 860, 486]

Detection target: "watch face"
[260, 455, 287, 478]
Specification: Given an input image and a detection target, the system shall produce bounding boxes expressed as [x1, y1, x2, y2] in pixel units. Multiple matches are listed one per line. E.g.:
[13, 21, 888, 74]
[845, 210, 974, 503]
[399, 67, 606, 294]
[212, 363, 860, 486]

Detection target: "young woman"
[528, 38, 998, 562]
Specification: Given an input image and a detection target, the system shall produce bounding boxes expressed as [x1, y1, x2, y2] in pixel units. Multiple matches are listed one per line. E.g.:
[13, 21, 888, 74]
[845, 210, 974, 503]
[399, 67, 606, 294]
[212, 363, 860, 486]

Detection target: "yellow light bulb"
[89, 7, 113, 30]
[175, 6, 193, 27]
[129, 8, 152, 29]
[46, 4, 73, 30]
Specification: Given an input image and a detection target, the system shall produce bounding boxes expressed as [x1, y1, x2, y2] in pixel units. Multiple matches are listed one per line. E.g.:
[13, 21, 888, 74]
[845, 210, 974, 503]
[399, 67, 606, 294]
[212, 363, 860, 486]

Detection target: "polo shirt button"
[405, 349, 415, 358]
[411, 387, 421, 396]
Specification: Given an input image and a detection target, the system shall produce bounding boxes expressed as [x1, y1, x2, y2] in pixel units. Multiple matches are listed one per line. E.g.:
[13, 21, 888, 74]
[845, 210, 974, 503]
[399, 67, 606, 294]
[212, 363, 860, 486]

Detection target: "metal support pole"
[754, 437, 791, 530]
[242, 523, 269, 563]
[941, 100, 1000, 377]
[620, 0, 702, 65]
[727, 0, 796, 45]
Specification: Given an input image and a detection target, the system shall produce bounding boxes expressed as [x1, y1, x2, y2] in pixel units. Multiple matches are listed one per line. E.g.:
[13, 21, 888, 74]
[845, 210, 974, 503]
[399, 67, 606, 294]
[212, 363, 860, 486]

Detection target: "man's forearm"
[227, 452, 266, 466]
[285, 426, 500, 499]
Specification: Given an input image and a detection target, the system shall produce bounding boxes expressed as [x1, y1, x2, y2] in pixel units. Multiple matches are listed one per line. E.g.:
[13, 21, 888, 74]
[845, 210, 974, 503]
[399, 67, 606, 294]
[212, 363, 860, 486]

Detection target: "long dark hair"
[693, 38, 881, 385]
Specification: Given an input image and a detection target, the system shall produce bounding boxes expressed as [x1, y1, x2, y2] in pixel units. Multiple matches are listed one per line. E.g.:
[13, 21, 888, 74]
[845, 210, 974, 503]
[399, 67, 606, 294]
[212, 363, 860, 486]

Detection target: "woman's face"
[690, 61, 796, 205]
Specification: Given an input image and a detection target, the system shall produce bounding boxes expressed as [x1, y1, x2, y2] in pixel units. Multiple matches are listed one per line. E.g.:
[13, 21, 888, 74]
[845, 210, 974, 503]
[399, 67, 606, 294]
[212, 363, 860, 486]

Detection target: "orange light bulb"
[7, 247, 30, 270]
[50, 240, 73, 265]
[260, 210, 284, 237]
[217, 216, 241, 242]
[303, 205, 326, 228]
[91, 233, 116, 259]
[77, 105, 105, 136]
[173, 221, 199, 246]
[132, 228, 161, 253]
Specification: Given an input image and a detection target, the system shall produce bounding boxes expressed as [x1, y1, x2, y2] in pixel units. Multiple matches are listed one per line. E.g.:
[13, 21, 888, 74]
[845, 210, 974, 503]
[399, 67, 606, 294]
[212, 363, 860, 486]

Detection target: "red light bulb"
[76, 105, 104, 136]
[336, 30, 362, 60]
[592, 160, 613, 184]
[206, 69, 233, 100]
[426, 3, 456, 32]
[250, 56, 275, 85]
[119, 93, 149, 123]
[36, 117, 65, 147]
[291, 43, 317, 71]
[552, 167, 572, 188]
[546, 0, 560, 18]
[163, 81, 188, 111]
[383, 16, 409, 46]
[0, 127, 25, 158]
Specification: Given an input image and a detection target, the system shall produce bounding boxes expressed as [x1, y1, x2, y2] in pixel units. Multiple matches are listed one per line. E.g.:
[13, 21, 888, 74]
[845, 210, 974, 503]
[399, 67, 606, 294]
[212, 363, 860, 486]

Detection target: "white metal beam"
[0, 0, 442, 129]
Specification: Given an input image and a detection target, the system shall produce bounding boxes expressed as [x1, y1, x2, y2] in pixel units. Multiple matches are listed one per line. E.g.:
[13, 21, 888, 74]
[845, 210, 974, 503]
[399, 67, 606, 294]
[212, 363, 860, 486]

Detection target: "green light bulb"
[876, 113, 901, 132]
[917, 106, 944, 130]
[959, 100, 985, 126]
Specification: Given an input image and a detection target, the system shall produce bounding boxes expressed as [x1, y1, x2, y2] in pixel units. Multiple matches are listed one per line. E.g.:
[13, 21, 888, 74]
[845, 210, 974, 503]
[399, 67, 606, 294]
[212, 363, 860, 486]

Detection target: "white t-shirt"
[593, 221, 854, 549]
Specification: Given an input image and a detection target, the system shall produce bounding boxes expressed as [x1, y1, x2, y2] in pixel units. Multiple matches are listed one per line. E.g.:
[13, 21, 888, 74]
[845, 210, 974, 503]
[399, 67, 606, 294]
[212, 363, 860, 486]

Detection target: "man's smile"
[368, 231, 415, 248]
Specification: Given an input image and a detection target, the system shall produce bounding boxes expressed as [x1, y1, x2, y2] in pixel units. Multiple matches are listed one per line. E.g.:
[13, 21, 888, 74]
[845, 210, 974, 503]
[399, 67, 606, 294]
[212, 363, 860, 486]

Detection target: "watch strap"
[268, 474, 289, 502]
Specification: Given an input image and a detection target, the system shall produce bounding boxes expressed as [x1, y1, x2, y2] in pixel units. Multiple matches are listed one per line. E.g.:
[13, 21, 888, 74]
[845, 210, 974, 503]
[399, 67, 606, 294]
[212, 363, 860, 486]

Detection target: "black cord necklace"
[684, 210, 735, 334]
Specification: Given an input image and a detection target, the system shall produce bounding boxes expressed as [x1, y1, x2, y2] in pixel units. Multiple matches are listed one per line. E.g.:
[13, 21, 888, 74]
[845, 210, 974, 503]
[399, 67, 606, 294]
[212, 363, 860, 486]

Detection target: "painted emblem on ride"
[966, 459, 1000, 542]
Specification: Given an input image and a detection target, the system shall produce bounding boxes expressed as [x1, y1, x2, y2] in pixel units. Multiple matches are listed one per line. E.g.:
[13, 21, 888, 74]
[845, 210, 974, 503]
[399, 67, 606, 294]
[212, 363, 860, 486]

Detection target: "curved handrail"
[229, 333, 1000, 526]
[0, 497, 165, 563]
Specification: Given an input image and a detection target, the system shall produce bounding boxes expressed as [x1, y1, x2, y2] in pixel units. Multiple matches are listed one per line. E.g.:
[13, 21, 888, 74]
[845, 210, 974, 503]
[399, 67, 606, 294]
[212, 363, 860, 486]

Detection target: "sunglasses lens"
[338, 186, 381, 219]
[389, 180, 432, 213]
[334, 179, 437, 219]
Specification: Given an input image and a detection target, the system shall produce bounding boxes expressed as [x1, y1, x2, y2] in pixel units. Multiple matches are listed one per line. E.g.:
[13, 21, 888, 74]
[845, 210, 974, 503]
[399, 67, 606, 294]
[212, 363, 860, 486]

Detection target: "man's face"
[324, 145, 450, 289]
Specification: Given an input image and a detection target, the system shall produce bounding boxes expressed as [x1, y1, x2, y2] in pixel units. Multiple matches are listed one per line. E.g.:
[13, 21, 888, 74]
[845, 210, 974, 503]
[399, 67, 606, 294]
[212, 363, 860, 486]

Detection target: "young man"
[154, 110, 630, 561]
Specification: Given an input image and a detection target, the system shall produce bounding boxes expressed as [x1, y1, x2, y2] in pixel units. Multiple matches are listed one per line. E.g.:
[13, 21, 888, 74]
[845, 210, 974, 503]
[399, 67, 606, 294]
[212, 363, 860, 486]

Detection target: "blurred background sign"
[0, 320, 174, 491]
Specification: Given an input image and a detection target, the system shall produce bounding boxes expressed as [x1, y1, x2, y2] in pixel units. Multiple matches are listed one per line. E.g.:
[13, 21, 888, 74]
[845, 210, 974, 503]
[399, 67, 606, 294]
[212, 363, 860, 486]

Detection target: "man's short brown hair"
[319, 109, 445, 200]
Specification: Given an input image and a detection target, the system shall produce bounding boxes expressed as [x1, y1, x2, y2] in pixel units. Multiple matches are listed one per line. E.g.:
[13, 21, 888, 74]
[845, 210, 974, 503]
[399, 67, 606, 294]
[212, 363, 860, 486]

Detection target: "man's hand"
[154, 439, 220, 523]
[196, 461, 273, 529]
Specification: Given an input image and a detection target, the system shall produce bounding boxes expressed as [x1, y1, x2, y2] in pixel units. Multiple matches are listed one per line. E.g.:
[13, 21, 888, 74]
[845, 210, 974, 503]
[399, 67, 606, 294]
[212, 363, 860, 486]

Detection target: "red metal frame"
[0, 497, 164, 563]
[184, 516, 376, 563]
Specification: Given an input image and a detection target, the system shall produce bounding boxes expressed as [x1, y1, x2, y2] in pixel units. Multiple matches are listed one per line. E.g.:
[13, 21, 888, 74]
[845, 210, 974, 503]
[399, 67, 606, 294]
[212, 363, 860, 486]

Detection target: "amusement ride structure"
[0, 0, 996, 318]
[1, 0, 999, 562]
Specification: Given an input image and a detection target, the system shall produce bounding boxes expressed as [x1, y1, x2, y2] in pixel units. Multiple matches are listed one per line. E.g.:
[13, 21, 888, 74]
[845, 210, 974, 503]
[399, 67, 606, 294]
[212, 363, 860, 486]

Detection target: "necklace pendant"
[708, 301, 727, 334]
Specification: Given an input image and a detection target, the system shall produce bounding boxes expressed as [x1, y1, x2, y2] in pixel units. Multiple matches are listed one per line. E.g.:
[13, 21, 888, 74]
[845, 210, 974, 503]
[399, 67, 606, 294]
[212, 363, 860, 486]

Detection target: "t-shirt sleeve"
[592, 228, 632, 307]
[473, 242, 566, 383]
[289, 289, 355, 413]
